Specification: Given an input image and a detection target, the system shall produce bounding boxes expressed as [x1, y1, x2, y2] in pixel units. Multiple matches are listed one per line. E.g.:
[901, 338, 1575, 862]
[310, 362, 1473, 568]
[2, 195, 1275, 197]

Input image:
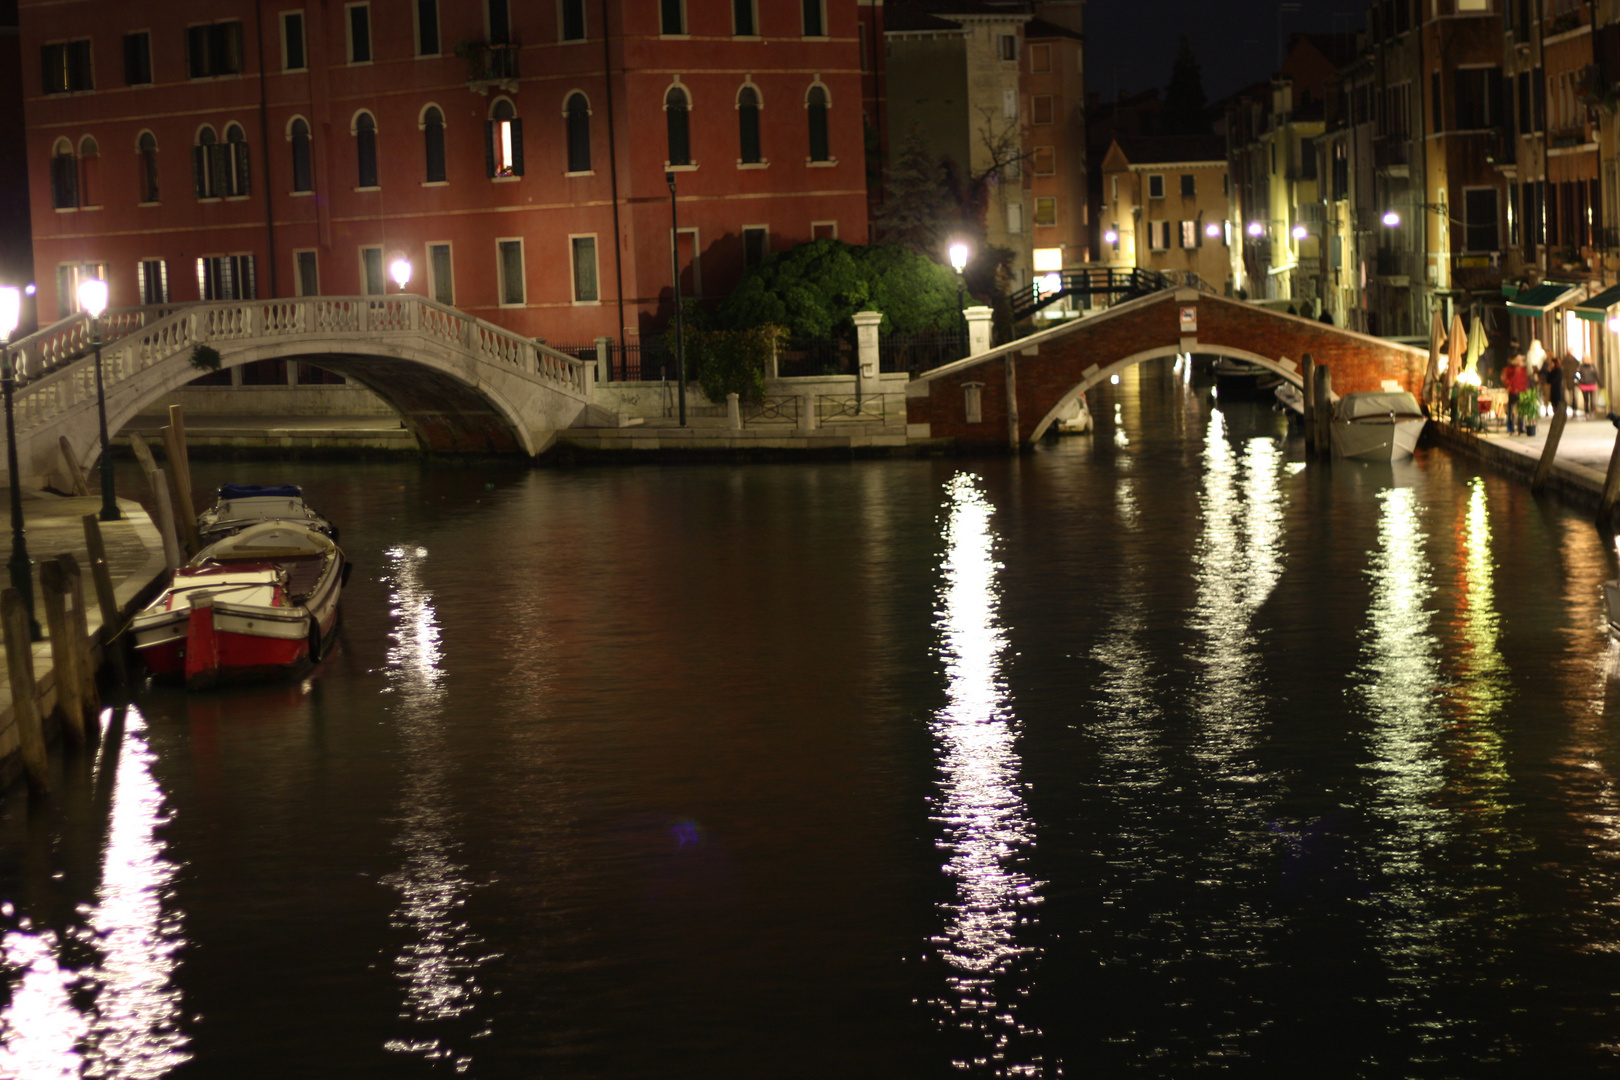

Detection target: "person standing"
[1576, 359, 1599, 417]
[1502, 351, 1530, 434]
[1541, 352, 1565, 421]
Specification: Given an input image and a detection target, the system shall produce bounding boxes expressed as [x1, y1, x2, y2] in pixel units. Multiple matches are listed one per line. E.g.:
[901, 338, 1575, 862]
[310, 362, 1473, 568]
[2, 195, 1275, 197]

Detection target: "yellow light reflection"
[0, 707, 191, 1078]
[927, 473, 1047, 1074]
[380, 546, 495, 1073]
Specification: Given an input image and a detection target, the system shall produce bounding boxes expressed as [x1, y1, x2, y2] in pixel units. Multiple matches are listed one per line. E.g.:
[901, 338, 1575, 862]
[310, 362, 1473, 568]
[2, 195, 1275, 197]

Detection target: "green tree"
[1160, 36, 1209, 136]
[872, 129, 956, 258]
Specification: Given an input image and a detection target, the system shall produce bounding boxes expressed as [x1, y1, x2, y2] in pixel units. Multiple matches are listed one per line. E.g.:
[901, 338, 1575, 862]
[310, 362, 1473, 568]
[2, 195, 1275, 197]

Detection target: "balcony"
[1373, 137, 1411, 177]
[1375, 248, 1411, 284]
[459, 41, 519, 95]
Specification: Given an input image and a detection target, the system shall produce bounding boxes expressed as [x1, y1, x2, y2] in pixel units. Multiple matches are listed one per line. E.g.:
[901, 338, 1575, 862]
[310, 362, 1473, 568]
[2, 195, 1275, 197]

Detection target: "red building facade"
[22, 0, 876, 349]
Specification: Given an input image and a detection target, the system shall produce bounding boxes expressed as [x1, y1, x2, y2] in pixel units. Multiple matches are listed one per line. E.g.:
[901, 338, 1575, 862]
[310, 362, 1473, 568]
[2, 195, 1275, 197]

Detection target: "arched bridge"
[907, 288, 1429, 450]
[4, 296, 604, 488]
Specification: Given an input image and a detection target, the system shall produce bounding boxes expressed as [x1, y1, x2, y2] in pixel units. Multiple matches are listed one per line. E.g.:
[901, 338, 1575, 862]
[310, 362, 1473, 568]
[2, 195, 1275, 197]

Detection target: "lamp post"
[0, 286, 39, 639]
[666, 171, 687, 427]
[390, 258, 412, 294]
[949, 241, 970, 359]
[77, 278, 118, 522]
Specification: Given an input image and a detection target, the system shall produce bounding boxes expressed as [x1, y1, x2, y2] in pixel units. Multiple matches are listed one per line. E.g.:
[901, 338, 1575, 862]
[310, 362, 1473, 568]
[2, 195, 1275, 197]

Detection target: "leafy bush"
[190, 344, 222, 372]
[678, 324, 785, 405]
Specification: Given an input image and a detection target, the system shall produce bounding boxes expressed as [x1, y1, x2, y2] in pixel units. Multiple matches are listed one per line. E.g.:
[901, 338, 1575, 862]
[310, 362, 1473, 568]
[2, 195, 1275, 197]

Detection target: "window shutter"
[485, 120, 496, 178]
[509, 117, 524, 176]
[234, 141, 251, 196]
[193, 144, 207, 197]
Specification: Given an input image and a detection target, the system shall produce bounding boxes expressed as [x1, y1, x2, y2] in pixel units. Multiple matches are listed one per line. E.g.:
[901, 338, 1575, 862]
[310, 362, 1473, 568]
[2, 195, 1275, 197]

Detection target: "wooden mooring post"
[59, 553, 102, 714]
[1301, 354, 1317, 455]
[1314, 365, 1335, 460]
[82, 514, 129, 686]
[39, 559, 87, 747]
[3, 587, 48, 797]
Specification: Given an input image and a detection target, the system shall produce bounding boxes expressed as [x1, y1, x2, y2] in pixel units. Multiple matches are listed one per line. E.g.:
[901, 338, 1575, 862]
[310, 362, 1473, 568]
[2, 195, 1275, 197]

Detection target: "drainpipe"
[602, 6, 626, 369]
[254, 0, 280, 297]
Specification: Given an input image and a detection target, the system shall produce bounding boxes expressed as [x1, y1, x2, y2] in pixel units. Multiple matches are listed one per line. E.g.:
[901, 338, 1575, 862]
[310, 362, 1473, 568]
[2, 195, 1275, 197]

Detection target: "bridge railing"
[5, 295, 593, 437]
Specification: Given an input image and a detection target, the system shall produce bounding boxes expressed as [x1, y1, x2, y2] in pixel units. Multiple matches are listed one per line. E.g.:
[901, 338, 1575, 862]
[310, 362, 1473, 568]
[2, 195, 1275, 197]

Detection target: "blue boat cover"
[218, 483, 302, 500]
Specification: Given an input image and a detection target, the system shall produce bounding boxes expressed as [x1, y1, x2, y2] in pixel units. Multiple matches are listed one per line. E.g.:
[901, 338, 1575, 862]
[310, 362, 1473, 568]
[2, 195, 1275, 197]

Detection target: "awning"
[1571, 283, 1620, 322]
[1506, 282, 1580, 316]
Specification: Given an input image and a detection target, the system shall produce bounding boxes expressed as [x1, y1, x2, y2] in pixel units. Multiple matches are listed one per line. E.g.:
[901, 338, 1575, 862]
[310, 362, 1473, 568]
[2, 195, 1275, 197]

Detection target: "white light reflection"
[926, 473, 1049, 1076]
[379, 545, 495, 1073]
[0, 707, 191, 1078]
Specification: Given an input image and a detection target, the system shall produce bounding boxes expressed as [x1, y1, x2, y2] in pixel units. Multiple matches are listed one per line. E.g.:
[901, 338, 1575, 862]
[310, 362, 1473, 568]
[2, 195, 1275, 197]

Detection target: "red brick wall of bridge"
[910, 295, 1428, 449]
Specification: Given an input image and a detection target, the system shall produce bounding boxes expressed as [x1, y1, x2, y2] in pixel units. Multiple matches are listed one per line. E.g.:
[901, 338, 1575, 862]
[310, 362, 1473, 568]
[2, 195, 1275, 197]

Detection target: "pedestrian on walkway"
[1502, 350, 1530, 434]
[1541, 352, 1566, 419]
[1577, 360, 1599, 417]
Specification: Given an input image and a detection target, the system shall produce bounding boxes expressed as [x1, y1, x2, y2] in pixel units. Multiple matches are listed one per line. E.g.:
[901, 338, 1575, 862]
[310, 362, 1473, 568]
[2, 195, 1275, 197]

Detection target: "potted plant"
[1518, 387, 1540, 435]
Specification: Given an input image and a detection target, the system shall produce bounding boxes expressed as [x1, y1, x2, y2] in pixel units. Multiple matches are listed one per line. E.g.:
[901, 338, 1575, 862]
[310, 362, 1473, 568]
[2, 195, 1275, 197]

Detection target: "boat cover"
[1333, 391, 1422, 422]
[217, 483, 302, 500]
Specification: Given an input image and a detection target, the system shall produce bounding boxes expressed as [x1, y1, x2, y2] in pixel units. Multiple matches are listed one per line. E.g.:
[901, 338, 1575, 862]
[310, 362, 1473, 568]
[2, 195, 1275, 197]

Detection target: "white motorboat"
[1329, 390, 1427, 461]
[1274, 381, 1305, 419]
[197, 483, 337, 545]
[1055, 393, 1092, 433]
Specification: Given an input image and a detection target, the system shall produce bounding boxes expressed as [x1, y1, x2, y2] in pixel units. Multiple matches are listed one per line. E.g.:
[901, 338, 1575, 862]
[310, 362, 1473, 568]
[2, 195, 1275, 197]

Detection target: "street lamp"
[390, 258, 412, 293]
[665, 171, 687, 427]
[0, 286, 39, 639]
[949, 241, 970, 358]
[1247, 221, 1265, 238]
[77, 278, 118, 522]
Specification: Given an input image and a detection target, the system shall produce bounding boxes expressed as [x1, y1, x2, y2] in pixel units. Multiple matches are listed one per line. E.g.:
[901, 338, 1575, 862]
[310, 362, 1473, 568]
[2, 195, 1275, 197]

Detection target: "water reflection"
[0, 707, 191, 1078]
[926, 473, 1048, 1076]
[379, 546, 495, 1072]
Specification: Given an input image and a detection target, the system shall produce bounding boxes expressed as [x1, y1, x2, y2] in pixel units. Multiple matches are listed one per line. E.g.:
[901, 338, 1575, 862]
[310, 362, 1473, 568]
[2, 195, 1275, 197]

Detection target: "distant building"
[1022, 12, 1088, 311]
[1098, 135, 1231, 295]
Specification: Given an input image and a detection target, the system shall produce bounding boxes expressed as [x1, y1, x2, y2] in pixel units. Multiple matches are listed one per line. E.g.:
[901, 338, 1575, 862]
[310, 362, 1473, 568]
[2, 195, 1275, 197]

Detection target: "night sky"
[1084, 0, 1367, 105]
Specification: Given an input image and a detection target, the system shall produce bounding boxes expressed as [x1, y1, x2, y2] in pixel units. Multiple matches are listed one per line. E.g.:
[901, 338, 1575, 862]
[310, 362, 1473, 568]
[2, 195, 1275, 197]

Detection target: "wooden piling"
[150, 468, 183, 570]
[1533, 362, 1577, 492]
[1005, 354, 1021, 453]
[3, 588, 49, 797]
[58, 436, 89, 496]
[159, 425, 202, 555]
[1301, 354, 1317, 455]
[127, 432, 160, 493]
[167, 405, 197, 520]
[39, 560, 85, 747]
[1599, 426, 1620, 521]
[82, 514, 129, 689]
[58, 554, 102, 714]
[1314, 366, 1335, 459]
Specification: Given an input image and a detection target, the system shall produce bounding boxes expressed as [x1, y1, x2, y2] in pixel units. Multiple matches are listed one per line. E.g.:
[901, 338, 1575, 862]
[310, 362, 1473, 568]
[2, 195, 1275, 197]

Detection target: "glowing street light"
[1381, 210, 1402, 227]
[1291, 224, 1308, 240]
[390, 258, 412, 292]
[1246, 221, 1264, 238]
[77, 278, 119, 522]
[1103, 228, 1119, 244]
[1205, 222, 1223, 239]
[948, 241, 970, 359]
[948, 242, 970, 273]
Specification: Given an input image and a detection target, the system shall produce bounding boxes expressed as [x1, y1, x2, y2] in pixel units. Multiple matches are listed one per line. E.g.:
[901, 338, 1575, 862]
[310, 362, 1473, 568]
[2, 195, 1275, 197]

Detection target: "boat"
[197, 483, 336, 545]
[1273, 381, 1305, 419]
[1055, 392, 1092, 433]
[1212, 358, 1282, 399]
[131, 520, 349, 688]
[1606, 580, 1620, 637]
[1329, 390, 1427, 461]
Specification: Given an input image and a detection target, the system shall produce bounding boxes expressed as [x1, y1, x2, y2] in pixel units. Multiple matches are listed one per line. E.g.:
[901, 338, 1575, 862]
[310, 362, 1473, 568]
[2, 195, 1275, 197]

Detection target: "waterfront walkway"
[1434, 414, 1620, 514]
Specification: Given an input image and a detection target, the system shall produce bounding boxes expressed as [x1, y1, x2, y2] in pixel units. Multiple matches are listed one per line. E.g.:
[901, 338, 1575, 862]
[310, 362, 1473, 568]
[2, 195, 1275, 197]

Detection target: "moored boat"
[132, 520, 348, 688]
[197, 483, 336, 545]
[1329, 390, 1427, 461]
[1213, 358, 1282, 399]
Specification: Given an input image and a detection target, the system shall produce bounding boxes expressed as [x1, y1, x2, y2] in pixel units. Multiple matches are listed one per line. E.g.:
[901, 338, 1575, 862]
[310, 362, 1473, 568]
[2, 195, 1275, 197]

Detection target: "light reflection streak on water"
[0, 707, 191, 1079]
[927, 473, 1049, 1077]
[379, 545, 494, 1073]
[1446, 478, 1511, 809]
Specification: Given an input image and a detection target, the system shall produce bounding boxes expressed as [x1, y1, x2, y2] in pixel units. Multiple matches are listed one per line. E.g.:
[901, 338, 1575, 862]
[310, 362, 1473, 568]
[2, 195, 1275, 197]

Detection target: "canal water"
[5, 358, 1620, 1077]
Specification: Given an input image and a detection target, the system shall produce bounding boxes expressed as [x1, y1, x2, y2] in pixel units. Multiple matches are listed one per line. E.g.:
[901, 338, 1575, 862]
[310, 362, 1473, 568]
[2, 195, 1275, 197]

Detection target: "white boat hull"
[1330, 417, 1426, 461]
[1606, 580, 1620, 636]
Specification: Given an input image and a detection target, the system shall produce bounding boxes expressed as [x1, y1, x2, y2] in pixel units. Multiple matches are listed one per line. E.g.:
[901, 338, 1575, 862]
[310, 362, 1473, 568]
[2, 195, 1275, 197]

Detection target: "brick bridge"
[906, 288, 1430, 450]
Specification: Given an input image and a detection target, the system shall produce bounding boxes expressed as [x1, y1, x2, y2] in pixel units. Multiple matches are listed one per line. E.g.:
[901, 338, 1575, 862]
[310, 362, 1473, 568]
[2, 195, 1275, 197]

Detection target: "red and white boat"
[131, 520, 349, 688]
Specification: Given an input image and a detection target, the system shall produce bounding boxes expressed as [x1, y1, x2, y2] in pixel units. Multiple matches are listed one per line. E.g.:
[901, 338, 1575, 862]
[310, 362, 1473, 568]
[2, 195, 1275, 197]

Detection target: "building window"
[1453, 67, 1504, 130]
[1030, 43, 1050, 72]
[1464, 188, 1500, 251]
[498, 239, 525, 305]
[1008, 203, 1023, 234]
[197, 255, 255, 300]
[423, 106, 446, 182]
[1148, 220, 1168, 250]
[43, 40, 94, 94]
[560, 0, 586, 41]
[802, 0, 825, 37]
[74, 136, 99, 208]
[355, 112, 378, 188]
[193, 127, 221, 198]
[282, 12, 306, 70]
[224, 123, 250, 197]
[806, 85, 830, 162]
[1147, 174, 1165, 199]
[998, 34, 1017, 61]
[1032, 146, 1054, 175]
[56, 263, 106, 318]
[124, 33, 152, 86]
[50, 139, 78, 209]
[571, 236, 599, 302]
[416, 0, 439, 55]
[1180, 221, 1198, 248]
[486, 99, 523, 177]
[138, 132, 160, 203]
[743, 226, 768, 267]
[488, 0, 512, 44]
[733, 0, 756, 35]
[294, 250, 319, 296]
[661, 0, 684, 35]
[138, 259, 169, 305]
[289, 117, 313, 192]
[360, 246, 384, 294]
[1034, 198, 1056, 227]
[738, 85, 762, 164]
[565, 93, 591, 173]
[347, 4, 372, 63]
[187, 22, 244, 78]
[666, 85, 691, 166]
[811, 221, 837, 240]
[428, 243, 453, 304]
[1180, 174, 1195, 197]
[1032, 96, 1053, 124]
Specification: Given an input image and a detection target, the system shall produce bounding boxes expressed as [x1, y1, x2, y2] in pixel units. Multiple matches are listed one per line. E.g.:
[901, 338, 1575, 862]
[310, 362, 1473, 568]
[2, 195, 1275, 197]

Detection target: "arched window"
[422, 105, 446, 182]
[486, 98, 523, 178]
[806, 85, 830, 162]
[565, 93, 591, 173]
[737, 85, 762, 164]
[50, 138, 78, 209]
[224, 123, 250, 197]
[193, 126, 220, 197]
[665, 85, 691, 166]
[289, 117, 312, 192]
[78, 135, 100, 207]
[138, 132, 159, 203]
[355, 111, 378, 188]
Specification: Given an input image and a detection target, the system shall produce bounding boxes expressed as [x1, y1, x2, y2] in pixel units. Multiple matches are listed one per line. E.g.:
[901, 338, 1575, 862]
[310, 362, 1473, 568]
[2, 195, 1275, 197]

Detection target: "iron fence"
[818, 395, 885, 424]
[777, 337, 849, 378]
[879, 333, 964, 374]
[743, 396, 800, 424]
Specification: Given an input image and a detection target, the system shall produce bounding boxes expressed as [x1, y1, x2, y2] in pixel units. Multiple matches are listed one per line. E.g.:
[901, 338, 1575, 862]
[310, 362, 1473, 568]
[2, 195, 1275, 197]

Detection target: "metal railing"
[1009, 266, 1169, 322]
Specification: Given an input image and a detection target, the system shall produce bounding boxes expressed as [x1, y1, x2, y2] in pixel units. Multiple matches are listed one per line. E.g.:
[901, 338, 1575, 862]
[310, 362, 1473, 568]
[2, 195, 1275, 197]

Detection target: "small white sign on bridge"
[1179, 306, 1198, 333]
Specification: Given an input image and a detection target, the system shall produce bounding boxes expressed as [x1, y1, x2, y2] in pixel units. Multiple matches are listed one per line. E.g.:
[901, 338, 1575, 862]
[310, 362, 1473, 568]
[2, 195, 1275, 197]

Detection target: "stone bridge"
[3, 296, 603, 488]
[906, 288, 1430, 450]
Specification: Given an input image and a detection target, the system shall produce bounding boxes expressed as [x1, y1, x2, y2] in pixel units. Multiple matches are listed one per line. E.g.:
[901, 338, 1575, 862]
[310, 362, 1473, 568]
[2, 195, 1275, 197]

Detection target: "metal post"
[666, 171, 687, 427]
[957, 279, 967, 359]
[92, 317, 120, 521]
[2, 342, 39, 640]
